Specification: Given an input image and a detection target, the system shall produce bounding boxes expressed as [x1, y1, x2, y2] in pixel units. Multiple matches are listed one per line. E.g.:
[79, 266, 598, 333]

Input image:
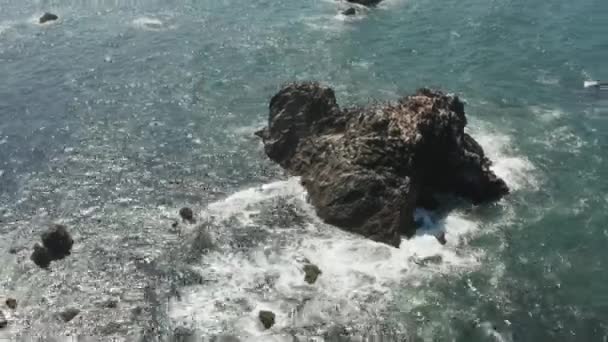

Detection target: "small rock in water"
[171, 221, 179, 228]
[30, 243, 52, 268]
[59, 308, 80, 322]
[39, 12, 59, 24]
[41, 224, 73, 259]
[346, 0, 383, 7]
[179, 207, 195, 223]
[258, 310, 276, 329]
[435, 232, 447, 245]
[342, 7, 356, 16]
[413, 254, 443, 266]
[8, 247, 19, 254]
[5, 298, 17, 310]
[0, 310, 6, 328]
[303, 264, 322, 284]
[100, 298, 119, 309]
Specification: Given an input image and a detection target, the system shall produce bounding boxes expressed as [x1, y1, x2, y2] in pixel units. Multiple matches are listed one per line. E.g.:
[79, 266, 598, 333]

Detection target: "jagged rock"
[342, 7, 356, 16]
[347, 0, 383, 7]
[5, 298, 17, 310]
[0, 310, 6, 328]
[39, 13, 58, 24]
[179, 207, 196, 223]
[59, 308, 80, 322]
[256, 82, 508, 247]
[303, 264, 322, 284]
[259, 310, 276, 329]
[41, 224, 73, 259]
[31, 243, 52, 268]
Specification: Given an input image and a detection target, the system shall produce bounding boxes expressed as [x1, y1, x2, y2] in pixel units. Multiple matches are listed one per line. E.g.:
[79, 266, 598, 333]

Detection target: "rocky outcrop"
[39, 13, 58, 24]
[256, 82, 508, 247]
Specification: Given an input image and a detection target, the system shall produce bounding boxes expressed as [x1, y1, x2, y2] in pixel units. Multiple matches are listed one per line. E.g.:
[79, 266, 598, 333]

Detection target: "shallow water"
[0, 0, 607, 340]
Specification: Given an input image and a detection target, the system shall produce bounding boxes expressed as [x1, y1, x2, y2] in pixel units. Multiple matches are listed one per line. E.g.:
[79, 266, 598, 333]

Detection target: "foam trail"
[170, 179, 486, 336]
[473, 130, 537, 191]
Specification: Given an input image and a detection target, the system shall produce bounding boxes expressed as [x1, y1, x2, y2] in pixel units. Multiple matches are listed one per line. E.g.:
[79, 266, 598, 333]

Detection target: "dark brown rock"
[259, 310, 276, 329]
[342, 7, 356, 16]
[346, 0, 383, 7]
[179, 207, 195, 223]
[5, 298, 17, 310]
[39, 13, 58, 24]
[41, 224, 73, 259]
[303, 264, 322, 284]
[59, 308, 80, 322]
[435, 232, 447, 245]
[31, 243, 52, 268]
[0, 310, 6, 328]
[256, 82, 508, 247]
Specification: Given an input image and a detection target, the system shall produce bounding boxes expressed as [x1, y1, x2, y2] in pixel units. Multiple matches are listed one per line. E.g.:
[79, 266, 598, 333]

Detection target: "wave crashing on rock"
[256, 82, 509, 247]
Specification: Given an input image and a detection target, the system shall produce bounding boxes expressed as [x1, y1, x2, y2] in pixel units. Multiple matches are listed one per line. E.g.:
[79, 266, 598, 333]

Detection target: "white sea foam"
[168, 123, 533, 337]
[132, 16, 175, 31]
[170, 179, 485, 337]
[473, 129, 537, 191]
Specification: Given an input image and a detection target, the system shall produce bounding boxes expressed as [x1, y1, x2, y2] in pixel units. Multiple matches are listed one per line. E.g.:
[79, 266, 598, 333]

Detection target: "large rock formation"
[256, 82, 508, 247]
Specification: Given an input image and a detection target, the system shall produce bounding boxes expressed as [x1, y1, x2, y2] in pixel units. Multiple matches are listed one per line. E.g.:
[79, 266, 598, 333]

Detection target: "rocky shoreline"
[257, 82, 508, 247]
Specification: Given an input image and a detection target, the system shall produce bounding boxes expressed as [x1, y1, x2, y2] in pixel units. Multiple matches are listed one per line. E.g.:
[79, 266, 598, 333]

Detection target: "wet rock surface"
[259, 310, 276, 329]
[346, 0, 383, 7]
[5, 298, 17, 310]
[59, 308, 80, 322]
[30, 224, 74, 268]
[41, 224, 73, 259]
[39, 12, 58, 24]
[179, 207, 195, 223]
[30, 243, 52, 269]
[342, 7, 357, 16]
[303, 264, 322, 284]
[257, 82, 508, 247]
[0, 310, 6, 328]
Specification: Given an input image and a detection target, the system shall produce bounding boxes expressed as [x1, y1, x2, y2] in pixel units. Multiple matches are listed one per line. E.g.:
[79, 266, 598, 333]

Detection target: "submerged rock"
[30, 243, 52, 268]
[256, 82, 508, 247]
[259, 310, 276, 329]
[342, 7, 357, 16]
[5, 298, 17, 310]
[179, 207, 196, 223]
[346, 0, 383, 7]
[59, 308, 80, 322]
[435, 232, 447, 245]
[303, 264, 322, 284]
[41, 224, 73, 259]
[0, 310, 6, 328]
[39, 12, 58, 24]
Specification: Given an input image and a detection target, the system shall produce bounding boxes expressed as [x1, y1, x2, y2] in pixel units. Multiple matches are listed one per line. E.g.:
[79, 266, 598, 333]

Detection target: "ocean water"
[1, 0, 607, 340]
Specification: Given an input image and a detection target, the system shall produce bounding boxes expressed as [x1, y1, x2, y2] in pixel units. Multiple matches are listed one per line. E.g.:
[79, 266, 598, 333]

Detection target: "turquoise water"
[1, 0, 607, 340]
